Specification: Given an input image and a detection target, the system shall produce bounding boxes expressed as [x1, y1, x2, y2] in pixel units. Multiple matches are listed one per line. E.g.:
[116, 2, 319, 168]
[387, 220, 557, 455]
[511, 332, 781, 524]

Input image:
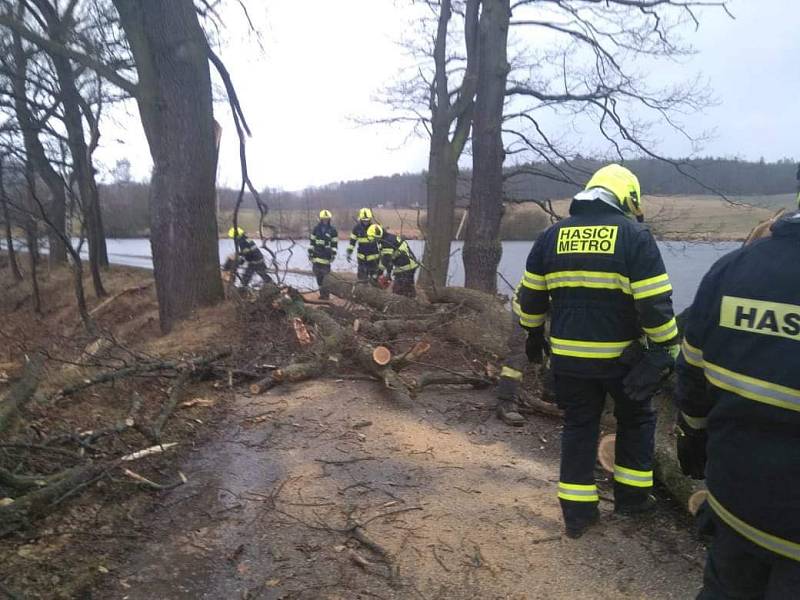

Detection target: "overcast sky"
[96, 0, 799, 191]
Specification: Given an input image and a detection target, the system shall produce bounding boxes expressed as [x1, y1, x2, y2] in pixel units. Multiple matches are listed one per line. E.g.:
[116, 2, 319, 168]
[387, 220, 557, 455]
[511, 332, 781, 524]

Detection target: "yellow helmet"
[228, 226, 245, 239]
[319, 209, 333, 220]
[366, 224, 383, 240]
[585, 164, 643, 221]
[358, 207, 373, 221]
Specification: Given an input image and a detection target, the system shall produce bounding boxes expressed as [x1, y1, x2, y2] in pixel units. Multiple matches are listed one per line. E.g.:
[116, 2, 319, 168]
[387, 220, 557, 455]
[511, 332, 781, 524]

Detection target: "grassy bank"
[221, 193, 794, 242]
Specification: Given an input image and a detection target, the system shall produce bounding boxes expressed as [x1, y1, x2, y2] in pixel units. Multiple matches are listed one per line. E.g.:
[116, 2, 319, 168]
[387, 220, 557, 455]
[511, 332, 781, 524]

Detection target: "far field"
[221, 193, 796, 242]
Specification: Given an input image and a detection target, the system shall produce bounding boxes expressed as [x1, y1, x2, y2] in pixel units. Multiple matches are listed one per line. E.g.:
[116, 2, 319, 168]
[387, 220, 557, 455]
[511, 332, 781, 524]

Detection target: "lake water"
[59, 238, 738, 313]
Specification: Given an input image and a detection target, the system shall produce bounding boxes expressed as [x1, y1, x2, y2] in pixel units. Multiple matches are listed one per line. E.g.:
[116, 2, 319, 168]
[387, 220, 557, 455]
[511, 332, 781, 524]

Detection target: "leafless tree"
[461, 0, 732, 292]
[375, 0, 479, 290]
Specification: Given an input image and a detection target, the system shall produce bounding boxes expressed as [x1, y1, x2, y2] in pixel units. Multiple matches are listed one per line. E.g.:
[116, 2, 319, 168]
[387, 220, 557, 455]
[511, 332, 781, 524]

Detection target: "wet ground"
[97, 380, 706, 599]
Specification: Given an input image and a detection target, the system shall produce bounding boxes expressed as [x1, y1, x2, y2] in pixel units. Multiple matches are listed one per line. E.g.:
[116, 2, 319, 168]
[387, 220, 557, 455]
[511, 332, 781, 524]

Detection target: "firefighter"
[346, 208, 381, 282]
[367, 224, 419, 297]
[309, 209, 338, 299]
[515, 164, 679, 538]
[226, 227, 272, 286]
[675, 210, 800, 598]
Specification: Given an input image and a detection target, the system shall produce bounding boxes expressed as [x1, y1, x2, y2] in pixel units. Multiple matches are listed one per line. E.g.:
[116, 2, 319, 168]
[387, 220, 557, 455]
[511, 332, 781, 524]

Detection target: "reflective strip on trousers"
[643, 318, 679, 343]
[544, 270, 631, 294]
[631, 273, 673, 300]
[558, 482, 599, 502]
[500, 366, 523, 381]
[708, 492, 800, 562]
[613, 464, 653, 488]
[357, 253, 380, 262]
[703, 360, 800, 414]
[550, 337, 634, 359]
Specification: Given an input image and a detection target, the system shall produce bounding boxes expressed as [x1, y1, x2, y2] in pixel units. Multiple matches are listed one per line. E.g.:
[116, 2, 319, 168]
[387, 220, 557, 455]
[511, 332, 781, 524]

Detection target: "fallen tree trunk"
[0, 355, 44, 435]
[322, 274, 427, 317]
[0, 462, 107, 535]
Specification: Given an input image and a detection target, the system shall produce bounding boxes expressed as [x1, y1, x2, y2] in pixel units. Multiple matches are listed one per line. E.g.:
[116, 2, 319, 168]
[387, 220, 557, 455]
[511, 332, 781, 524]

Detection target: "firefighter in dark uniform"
[367, 224, 418, 297]
[676, 210, 800, 598]
[516, 164, 679, 538]
[226, 227, 272, 286]
[346, 208, 381, 282]
[309, 209, 338, 299]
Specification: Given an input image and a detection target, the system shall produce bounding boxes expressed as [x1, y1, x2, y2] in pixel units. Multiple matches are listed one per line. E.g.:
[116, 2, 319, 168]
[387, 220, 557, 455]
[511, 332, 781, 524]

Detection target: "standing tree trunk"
[113, 0, 223, 333]
[418, 0, 479, 291]
[1, 160, 23, 282]
[462, 0, 510, 293]
[10, 30, 68, 270]
[31, 0, 109, 282]
[21, 1, 111, 276]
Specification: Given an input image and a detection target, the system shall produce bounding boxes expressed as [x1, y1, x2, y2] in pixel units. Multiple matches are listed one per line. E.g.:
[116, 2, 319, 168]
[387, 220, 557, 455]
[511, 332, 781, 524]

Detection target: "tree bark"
[418, 0, 479, 291]
[113, 0, 223, 333]
[462, 0, 510, 293]
[10, 31, 68, 269]
[0, 163, 23, 282]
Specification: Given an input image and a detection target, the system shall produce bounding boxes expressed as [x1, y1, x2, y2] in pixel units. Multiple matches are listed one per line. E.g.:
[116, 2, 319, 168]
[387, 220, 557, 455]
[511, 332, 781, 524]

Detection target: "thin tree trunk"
[462, 0, 510, 293]
[24, 213, 41, 314]
[1, 164, 23, 282]
[420, 131, 459, 289]
[114, 0, 223, 333]
[10, 30, 68, 269]
[31, 0, 108, 293]
[418, 0, 479, 291]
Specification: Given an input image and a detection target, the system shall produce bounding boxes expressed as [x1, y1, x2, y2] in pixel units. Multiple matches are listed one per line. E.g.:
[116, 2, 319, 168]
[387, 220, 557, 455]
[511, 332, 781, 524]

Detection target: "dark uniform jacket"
[347, 222, 380, 264]
[516, 200, 678, 379]
[235, 236, 264, 266]
[379, 232, 418, 276]
[309, 222, 338, 264]
[676, 212, 800, 561]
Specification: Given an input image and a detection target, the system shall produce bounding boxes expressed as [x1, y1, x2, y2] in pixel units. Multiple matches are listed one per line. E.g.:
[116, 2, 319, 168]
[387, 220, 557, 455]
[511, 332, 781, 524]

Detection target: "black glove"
[623, 345, 675, 403]
[525, 331, 549, 364]
[676, 416, 707, 480]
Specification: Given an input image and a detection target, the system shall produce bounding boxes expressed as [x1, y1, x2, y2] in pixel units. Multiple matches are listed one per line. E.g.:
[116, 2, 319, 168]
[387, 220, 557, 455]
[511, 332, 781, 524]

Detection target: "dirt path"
[98, 381, 705, 599]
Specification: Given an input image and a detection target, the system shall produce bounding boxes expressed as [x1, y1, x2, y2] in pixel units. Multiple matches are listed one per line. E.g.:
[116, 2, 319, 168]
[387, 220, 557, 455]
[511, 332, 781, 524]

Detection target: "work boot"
[564, 509, 600, 539]
[496, 377, 525, 426]
[496, 399, 526, 426]
[615, 494, 657, 516]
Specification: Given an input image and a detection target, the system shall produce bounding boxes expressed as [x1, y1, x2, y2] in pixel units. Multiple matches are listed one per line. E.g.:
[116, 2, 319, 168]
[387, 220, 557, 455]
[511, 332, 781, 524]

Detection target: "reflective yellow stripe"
[519, 314, 546, 328]
[550, 337, 634, 359]
[544, 270, 631, 294]
[703, 360, 800, 413]
[708, 492, 800, 562]
[381, 248, 394, 255]
[311, 258, 331, 265]
[394, 262, 417, 273]
[357, 237, 370, 243]
[631, 273, 673, 300]
[500, 366, 523, 380]
[349, 233, 358, 240]
[681, 411, 708, 430]
[681, 339, 704, 367]
[614, 464, 653, 488]
[522, 271, 547, 291]
[357, 253, 380, 262]
[557, 482, 599, 502]
[643, 317, 679, 343]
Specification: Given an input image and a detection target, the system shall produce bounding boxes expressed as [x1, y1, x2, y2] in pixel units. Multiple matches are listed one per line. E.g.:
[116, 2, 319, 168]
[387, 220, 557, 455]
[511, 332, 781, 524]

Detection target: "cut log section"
[372, 346, 392, 366]
[598, 433, 616, 474]
[292, 317, 313, 346]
